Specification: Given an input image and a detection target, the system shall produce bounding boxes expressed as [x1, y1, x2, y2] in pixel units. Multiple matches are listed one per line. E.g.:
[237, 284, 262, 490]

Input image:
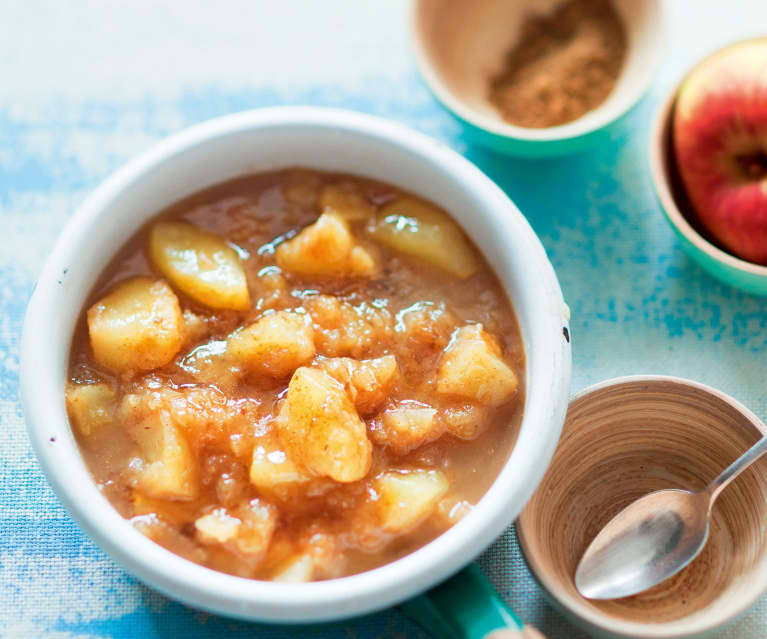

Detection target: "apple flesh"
[673, 38, 767, 265]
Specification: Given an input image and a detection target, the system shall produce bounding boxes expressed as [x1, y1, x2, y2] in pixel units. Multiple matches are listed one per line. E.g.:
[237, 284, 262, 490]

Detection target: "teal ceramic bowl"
[649, 88, 767, 296]
[412, 0, 665, 157]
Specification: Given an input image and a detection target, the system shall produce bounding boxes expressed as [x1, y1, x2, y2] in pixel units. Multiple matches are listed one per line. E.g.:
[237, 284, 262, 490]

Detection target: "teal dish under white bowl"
[650, 87, 767, 297]
[412, 0, 665, 157]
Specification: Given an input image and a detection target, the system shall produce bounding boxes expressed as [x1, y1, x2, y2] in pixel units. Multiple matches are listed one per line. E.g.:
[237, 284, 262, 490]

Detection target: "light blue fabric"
[3, 2, 767, 636]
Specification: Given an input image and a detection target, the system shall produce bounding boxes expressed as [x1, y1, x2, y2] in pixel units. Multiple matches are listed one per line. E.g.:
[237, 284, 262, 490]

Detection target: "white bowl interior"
[21, 108, 571, 622]
[413, 0, 664, 140]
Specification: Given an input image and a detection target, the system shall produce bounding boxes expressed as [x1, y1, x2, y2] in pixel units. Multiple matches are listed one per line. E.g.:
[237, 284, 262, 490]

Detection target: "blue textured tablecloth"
[3, 1, 767, 636]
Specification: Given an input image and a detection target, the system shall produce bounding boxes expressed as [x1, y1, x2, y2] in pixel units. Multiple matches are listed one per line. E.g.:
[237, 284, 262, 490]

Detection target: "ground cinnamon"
[488, 0, 627, 129]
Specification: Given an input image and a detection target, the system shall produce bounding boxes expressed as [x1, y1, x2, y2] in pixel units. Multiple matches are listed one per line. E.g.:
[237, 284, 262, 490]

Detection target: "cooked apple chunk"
[268, 528, 344, 582]
[440, 402, 489, 440]
[149, 221, 250, 311]
[368, 197, 479, 279]
[195, 508, 241, 544]
[228, 311, 315, 379]
[87, 277, 183, 374]
[249, 432, 317, 499]
[235, 499, 278, 556]
[65, 382, 116, 436]
[272, 553, 314, 582]
[121, 397, 198, 500]
[437, 324, 518, 407]
[305, 295, 394, 358]
[373, 469, 448, 534]
[319, 183, 375, 221]
[178, 339, 242, 391]
[395, 301, 457, 355]
[276, 367, 372, 482]
[195, 499, 277, 559]
[374, 402, 443, 454]
[275, 212, 378, 278]
[316, 354, 398, 415]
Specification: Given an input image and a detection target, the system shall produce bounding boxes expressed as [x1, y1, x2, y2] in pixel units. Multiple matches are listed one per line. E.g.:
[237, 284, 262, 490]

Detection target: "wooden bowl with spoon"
[517, 376, 767, 638]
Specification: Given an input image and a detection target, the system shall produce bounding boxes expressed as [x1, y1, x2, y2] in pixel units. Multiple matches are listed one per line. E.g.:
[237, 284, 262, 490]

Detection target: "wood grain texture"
[518, 377, 767, 637]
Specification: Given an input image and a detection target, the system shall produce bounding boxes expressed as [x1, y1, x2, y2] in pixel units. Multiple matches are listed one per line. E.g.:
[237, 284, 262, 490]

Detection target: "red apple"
[673, 38, 767, 265]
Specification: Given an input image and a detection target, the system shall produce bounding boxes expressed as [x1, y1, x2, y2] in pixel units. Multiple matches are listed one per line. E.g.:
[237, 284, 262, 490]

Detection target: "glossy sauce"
[67, 169, 525, 580]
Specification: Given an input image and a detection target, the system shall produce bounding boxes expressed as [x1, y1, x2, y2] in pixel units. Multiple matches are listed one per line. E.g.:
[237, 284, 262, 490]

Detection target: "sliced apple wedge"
[368, 197, 479, 279]
[149, 221, 250, 310]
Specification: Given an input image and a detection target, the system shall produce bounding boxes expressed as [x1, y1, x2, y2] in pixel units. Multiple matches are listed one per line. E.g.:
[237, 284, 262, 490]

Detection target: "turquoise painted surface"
[4, 2, 767, 637]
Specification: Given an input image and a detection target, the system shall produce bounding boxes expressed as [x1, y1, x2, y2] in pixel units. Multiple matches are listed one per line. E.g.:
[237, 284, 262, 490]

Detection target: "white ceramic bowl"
[412, 0, 666, 156]
[21, 107, 571, 623]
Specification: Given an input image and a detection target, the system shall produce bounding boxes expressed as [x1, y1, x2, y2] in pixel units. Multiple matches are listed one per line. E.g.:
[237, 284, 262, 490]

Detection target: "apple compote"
[66, 169, 525, 581]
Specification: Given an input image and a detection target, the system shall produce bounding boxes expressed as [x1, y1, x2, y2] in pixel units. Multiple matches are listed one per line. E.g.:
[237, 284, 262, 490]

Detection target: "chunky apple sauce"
[66, 169, 525, 581]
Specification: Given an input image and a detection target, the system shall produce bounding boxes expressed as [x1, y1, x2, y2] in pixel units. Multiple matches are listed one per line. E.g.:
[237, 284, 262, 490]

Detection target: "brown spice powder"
[488, 0, 627, 129]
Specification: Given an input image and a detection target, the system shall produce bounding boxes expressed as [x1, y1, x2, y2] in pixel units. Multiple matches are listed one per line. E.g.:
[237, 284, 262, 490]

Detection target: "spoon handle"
[706, 435, 767, 506]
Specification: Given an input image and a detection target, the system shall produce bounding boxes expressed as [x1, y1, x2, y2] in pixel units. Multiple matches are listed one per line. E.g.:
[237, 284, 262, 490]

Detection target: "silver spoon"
[575, 435, 767, 600]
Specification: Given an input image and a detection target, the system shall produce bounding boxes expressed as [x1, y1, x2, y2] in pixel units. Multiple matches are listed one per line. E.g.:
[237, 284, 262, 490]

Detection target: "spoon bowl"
[575, 489, 710, 600]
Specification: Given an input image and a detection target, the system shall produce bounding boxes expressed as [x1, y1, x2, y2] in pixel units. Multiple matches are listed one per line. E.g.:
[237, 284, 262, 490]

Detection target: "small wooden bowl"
[518, 376, 767, 638]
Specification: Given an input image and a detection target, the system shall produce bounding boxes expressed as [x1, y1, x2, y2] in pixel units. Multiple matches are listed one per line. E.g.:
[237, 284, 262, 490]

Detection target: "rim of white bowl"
[410, 0, 666, 143]
[21, 106, 571, 623]
[649, 59, 767, 280]
[519, 374, 767, 639]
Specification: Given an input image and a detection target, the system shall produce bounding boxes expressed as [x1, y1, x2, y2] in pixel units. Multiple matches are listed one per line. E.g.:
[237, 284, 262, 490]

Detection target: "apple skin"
[673, 38, 767, 265]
